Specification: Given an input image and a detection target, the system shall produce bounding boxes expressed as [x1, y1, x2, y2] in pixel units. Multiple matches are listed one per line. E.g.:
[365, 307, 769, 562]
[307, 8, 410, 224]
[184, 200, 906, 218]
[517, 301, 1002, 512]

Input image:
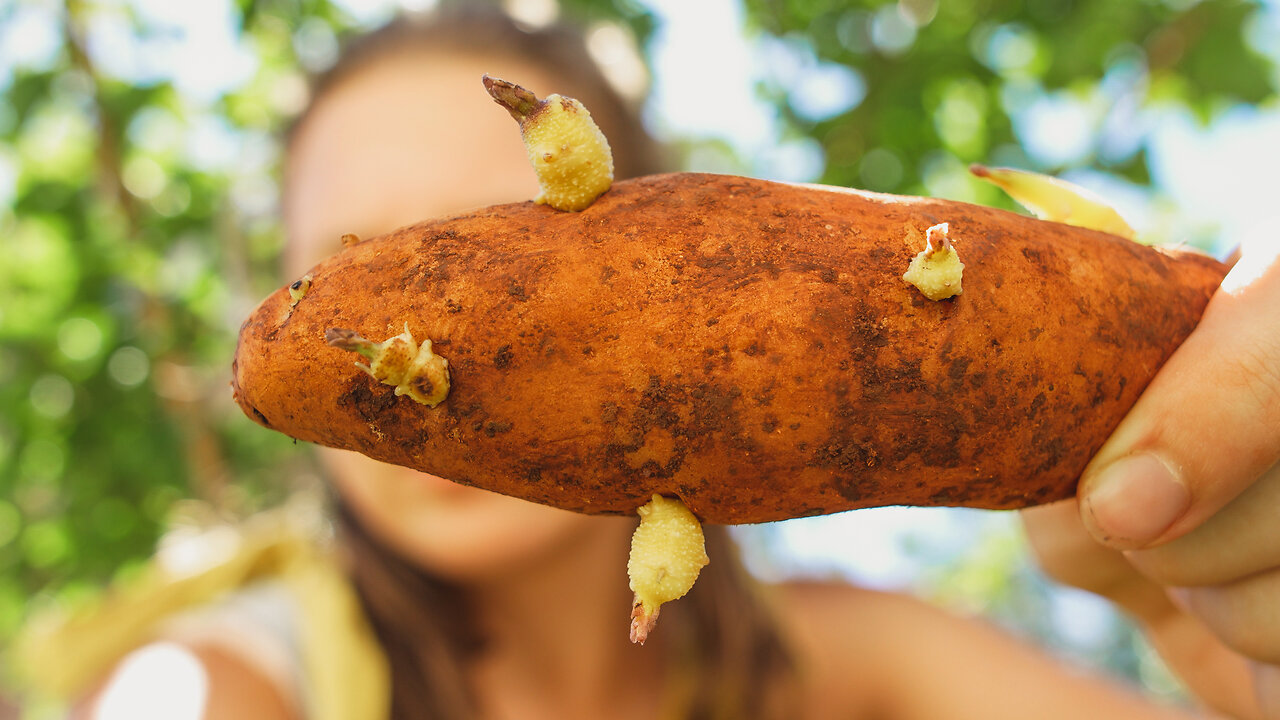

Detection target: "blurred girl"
[19, 7, 1262, 720]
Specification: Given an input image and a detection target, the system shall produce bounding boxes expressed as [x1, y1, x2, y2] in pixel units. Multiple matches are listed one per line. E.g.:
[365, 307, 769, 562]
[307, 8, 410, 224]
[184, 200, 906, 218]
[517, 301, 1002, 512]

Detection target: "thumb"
[1079, 239, 1280, 550]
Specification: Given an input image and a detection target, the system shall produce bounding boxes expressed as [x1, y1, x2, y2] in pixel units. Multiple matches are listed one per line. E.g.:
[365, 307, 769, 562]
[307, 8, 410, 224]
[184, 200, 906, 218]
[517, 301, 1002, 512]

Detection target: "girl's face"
[284, 50, 633, 582]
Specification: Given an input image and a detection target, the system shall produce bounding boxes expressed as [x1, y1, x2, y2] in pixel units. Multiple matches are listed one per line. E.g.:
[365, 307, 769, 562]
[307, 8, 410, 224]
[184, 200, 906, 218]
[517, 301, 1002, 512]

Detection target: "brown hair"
[295, 6, 794, 719]
[339, 503, 795, 720]
[285, 5, 666, 180]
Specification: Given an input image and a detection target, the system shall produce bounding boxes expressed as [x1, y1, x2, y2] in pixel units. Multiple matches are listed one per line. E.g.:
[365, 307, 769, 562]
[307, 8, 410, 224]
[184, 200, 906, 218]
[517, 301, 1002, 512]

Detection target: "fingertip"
[1080, 453, 1190, 550]
[1164, 586, 1193, 614]
[1254, 662, 1280, 719]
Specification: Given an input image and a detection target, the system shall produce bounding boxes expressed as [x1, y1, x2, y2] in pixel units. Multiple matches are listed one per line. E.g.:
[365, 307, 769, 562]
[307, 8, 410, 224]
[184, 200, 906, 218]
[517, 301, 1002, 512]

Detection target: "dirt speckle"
[494, 345, 513, 369]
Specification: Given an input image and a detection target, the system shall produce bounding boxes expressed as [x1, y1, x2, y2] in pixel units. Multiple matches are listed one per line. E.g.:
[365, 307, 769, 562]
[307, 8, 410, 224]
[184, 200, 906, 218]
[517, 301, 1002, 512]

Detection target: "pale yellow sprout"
[483, 75, 614, 212]
[627, 494, 709, 644]
[903, 222, 965, 301]
[288, 275, 312, 307]
[971, 164, 1136, 239]
[325, 324, 450, 407]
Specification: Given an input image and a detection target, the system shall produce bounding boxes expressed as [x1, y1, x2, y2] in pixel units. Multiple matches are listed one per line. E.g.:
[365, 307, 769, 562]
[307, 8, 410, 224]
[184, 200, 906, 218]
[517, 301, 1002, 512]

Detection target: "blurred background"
[1, 0, 1278, 710]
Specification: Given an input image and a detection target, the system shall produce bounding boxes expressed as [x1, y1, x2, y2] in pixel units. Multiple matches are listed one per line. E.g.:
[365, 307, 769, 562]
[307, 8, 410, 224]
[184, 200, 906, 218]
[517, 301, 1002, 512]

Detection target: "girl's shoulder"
[74, 638, 298, 720]
[769, 580, 1198, 720]
[773, 578, 940, 656]
[768, 580, 923, 717]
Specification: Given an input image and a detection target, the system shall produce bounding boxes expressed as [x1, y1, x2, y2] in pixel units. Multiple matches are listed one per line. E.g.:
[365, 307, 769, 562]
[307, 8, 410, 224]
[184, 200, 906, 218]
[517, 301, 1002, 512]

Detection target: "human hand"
[1025, 234, 1280, 718]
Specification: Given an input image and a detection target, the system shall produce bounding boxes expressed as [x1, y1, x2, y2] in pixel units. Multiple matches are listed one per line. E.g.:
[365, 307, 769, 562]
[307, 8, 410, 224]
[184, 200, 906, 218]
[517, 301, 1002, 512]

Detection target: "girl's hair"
[298, 6, 795, 718]
[286, 5, 666, 179]
[339, 501, 795, 720]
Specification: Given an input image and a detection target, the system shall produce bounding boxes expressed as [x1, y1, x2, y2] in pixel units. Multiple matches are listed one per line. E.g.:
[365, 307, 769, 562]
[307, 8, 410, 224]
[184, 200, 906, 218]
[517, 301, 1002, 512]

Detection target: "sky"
[1, 0, 1278, 595]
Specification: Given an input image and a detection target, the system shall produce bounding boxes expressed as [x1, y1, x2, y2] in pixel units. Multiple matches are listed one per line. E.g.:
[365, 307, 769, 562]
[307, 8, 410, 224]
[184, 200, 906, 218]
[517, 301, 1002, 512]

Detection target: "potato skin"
[233, 173, 1227, 524]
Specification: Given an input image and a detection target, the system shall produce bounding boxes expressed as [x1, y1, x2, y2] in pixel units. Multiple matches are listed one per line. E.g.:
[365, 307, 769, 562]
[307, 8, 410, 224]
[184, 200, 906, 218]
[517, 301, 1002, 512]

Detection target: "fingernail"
[1082, 453, 1189, 549]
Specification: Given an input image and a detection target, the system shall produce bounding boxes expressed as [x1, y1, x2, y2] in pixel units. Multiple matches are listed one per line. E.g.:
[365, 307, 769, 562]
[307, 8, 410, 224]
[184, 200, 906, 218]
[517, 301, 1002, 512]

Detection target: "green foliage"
[742, 0, 1276, 203]
[0, 0, 340, 645]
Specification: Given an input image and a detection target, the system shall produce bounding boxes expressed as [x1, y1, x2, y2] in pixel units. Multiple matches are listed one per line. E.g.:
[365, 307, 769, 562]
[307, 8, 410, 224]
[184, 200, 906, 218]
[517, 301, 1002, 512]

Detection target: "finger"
[1124, 462, 1280, 587]
[1177, 567, 1280, 665]
[1126, 587, 1263, 718]
[1258, 663, 1280, 719]
[1078, 244, 1280, 550]
[1024, 502, 1270, 718]
[1021, 500, 1147, 600]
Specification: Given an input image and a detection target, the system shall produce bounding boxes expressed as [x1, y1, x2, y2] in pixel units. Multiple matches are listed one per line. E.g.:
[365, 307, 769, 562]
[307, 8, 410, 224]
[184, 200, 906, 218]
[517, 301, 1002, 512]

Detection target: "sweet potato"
[232, 172, 1226, 524]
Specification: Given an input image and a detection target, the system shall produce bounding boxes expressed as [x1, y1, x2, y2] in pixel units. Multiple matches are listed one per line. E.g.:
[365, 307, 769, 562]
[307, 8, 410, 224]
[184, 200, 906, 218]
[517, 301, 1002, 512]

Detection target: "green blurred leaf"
[0, 215, 80, 339]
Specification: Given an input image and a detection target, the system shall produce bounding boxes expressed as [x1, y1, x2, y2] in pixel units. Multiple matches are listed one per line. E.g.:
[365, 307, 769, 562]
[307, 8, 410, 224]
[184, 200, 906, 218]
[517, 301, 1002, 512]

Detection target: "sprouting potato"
[234, 171, 1227, 525]
[235, 170, 1227, 643]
